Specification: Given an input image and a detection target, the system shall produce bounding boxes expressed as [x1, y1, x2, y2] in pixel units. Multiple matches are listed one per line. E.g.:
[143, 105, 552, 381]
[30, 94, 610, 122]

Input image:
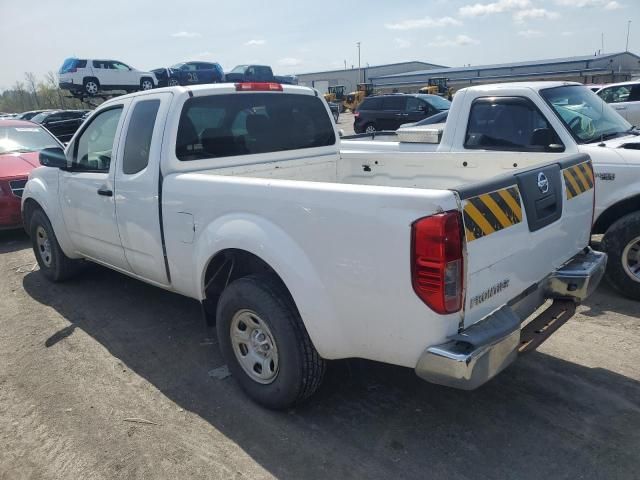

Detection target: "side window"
[406, 97, 427, 112]
[73, 107, 123, 171]
[361, 97, 382, 110]
[77, 60, 87, 68]
[123, 100, 161, 174]
[381, 96, 406, 111]
[112, 62, 130, 71]
[629, 85, 640, 102]
[465, 97, 563, 152]
[600, 86, 631, 103]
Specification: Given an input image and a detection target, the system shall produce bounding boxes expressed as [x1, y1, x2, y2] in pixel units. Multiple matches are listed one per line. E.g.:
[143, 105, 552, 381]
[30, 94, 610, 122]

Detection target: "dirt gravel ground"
[1, 228, 639, 480]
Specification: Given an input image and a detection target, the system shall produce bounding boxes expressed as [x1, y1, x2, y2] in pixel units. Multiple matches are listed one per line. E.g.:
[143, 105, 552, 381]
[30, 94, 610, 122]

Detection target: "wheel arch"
[593, 193, 640, 234]
[193, 215, 345, 359]
[82, 76, 100, 86]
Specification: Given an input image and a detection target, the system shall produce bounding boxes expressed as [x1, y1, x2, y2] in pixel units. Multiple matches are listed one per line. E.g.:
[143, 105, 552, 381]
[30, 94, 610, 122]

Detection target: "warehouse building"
[295, 61, 446, 95]
[371, 51, 640, 93]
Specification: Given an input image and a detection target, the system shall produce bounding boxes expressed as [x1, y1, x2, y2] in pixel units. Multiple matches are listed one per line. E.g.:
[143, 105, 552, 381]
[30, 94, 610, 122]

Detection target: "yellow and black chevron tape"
[563, 162, 594, 199]
[463, 186, 522, 242]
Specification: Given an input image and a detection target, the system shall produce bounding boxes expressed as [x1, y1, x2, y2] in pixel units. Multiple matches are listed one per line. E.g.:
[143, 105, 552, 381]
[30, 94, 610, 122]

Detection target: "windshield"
[30, 112, 50, 123]
[0, 125, 59, 154]
[170, 63, 186, 70]
[419, 95, 451, 110]
[540, 85, 632, 143]
[231, 65, 247, 73]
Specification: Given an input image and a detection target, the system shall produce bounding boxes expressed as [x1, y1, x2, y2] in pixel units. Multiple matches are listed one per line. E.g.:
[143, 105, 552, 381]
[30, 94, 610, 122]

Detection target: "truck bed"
[207, 151, 516, 192]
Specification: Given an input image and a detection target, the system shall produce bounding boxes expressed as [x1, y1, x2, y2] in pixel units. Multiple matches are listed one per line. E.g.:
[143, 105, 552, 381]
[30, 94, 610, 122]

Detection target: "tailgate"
[455, 154, 594, 328]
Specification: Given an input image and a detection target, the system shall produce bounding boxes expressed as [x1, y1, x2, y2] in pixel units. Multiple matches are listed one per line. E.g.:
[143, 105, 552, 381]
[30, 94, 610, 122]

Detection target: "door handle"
[97, 187, 113, 197]
[614, 105, 626, 110]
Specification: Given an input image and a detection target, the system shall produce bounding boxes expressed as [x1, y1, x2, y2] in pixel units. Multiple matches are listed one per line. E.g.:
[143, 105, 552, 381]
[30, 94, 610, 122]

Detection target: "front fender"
[193, 213, 346, 359]
[22, 168, 79, 259]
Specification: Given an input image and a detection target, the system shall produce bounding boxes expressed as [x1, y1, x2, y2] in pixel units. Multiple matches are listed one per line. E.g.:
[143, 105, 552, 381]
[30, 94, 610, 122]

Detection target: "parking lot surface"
[1, 228, 639, 480]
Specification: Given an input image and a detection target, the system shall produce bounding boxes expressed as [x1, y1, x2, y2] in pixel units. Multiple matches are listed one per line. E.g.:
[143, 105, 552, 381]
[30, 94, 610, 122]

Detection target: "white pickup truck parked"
[343, 82, 640, 299]
[22, 82, 605, 409]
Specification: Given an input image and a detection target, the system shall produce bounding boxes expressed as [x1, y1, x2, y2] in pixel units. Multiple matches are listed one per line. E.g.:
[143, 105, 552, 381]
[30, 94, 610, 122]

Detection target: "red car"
[0, 120, 62, 229]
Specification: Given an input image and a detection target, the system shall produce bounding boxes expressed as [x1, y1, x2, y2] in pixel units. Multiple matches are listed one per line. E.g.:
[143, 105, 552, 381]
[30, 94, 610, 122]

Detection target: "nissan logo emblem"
[537, 172, 549, 194]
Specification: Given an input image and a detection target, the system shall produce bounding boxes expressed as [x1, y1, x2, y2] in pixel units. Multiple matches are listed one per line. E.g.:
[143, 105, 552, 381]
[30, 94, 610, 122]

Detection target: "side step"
[518, 300, 576, 354]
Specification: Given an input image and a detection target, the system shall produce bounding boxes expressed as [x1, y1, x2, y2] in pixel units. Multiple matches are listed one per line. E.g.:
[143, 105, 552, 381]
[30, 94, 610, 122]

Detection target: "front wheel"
[216, 274, 326, 409]
[168, 78, 180, 87]
[601, 211, 640, 299]
[30, 209, 83, 282]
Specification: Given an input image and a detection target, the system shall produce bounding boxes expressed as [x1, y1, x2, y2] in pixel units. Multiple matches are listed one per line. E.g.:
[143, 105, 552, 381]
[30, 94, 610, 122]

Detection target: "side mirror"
[39, 147, 68, 168]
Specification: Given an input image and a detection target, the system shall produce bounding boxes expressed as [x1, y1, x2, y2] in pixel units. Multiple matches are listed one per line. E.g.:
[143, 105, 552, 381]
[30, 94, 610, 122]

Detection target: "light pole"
[626, 20, 631, 51]
[357, 42, 361, 84]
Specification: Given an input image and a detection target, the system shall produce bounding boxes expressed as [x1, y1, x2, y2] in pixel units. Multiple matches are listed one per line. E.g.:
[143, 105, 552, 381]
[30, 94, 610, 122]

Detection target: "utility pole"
[626, 20, 631, 51]
[357, 42, 361, 83]
[344, 59, 347, 70]
[601, 32, 604, 54]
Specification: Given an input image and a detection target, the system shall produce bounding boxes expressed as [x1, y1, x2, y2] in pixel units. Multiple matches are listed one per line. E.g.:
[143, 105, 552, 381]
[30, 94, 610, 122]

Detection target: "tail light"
[235, 82, 283, 92]
[411, 211, 464, 314]
[353, 111, 360, 118]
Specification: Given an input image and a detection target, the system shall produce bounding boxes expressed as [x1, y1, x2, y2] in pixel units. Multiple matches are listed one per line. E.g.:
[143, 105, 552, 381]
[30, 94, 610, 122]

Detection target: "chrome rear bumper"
[415, 247, 607, 390]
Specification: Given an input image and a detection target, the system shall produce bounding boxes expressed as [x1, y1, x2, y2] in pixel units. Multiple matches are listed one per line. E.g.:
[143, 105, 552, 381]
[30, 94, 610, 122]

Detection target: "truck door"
[114, 92, 173, 285]
[59, 101, 132, 270]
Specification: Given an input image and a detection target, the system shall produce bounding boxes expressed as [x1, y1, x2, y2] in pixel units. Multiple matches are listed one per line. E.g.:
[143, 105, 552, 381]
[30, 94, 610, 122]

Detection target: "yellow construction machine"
[419, 77, 453, 100]
[343, 83, 374, 111]
[324, 85, 345, 103]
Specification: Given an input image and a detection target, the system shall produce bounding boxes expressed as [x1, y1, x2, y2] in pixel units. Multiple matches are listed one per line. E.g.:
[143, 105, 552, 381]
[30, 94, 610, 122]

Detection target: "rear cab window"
[176, 93, 336, 160]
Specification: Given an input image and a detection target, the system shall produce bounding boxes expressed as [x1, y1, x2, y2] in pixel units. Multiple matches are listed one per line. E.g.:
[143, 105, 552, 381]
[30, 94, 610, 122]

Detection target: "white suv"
[58, 58, 157, 96]
[596, 80, 640, 127]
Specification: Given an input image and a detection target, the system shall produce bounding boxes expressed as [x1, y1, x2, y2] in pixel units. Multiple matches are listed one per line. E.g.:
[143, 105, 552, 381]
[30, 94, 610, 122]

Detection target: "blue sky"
[0, 0, 638, 89]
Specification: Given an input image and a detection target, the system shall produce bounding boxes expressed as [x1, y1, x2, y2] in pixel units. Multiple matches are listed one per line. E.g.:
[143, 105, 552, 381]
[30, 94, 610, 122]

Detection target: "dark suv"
[30, 110, 90, 142]
[353, 94, 451, 133]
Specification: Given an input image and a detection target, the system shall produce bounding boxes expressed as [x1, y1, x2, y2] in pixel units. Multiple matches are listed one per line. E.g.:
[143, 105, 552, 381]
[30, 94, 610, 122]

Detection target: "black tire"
[140, 77, 154, 91]
[83, 78, 99, 96]
[216, 273, 326, 409]
[30, 209, 83, 282]
[601, 211, 640, 300]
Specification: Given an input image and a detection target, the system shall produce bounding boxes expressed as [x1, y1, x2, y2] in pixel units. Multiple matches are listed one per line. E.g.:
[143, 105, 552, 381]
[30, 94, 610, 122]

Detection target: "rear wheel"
[30, 209, 83, 282]
[364, 123, 377, 134]
[602, 211, 640, 300]
[168, 78, 179, 87]
[83, 78, 99, 95]
[216, 274, 326, 409]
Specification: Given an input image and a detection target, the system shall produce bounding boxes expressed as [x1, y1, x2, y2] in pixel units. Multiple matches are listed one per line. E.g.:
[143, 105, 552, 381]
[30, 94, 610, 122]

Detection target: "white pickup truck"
[343, 82, 640, 299]
[22, 82, 605, 409]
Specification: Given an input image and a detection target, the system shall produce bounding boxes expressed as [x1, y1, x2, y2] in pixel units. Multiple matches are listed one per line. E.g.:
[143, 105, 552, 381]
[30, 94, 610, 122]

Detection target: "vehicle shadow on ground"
[0, 229, 30, 254]
[22, 267, 640, 480]
[580, 280, 640, 318]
